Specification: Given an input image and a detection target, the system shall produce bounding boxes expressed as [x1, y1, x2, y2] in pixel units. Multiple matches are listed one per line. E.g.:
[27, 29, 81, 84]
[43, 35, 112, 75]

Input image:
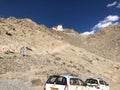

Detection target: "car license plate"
[51, 88, 58, 90]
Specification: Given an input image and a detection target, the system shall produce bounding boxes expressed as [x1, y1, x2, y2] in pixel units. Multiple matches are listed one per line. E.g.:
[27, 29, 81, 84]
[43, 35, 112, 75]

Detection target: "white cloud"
[116, 3, 120, 8]
[81, 15, 120, 35]
[106, 1, 120, 9]
[90, 16, 119, 30]
[92, 15, 119, 32]
[95, 22, 112, 28]
[107, 1, 117, 7]
[106, 15, 119, 21]
[80, 31, 94, 35]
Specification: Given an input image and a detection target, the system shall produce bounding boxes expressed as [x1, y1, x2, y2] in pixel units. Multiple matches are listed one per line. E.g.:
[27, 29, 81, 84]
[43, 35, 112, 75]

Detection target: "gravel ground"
[0, 80, 33, 90]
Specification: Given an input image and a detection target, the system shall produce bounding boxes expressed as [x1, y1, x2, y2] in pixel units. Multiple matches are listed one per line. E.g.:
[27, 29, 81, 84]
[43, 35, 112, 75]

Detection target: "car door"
[99, 80, 110, 90]
[85, 79, 98, 90]
[69, 78, 85, 90]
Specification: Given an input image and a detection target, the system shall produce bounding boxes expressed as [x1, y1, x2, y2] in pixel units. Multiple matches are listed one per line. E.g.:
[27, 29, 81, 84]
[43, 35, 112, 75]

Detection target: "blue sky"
[0, 0, 120, 34]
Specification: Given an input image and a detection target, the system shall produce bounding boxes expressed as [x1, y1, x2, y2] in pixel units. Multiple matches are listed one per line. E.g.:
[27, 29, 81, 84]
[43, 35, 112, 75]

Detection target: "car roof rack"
[60, 73, 78, 77]
[87, 77, 103, 80]
[49, 73, 78, 77]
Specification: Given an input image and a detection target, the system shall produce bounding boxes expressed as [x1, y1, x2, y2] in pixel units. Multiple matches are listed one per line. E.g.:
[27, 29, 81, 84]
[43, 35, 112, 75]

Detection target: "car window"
[70, 78, 83, 85]
[99, 80, 106, 85]
[85, 79, 98, 84]
[56, 76, 67, 85]
[46, 76, 67, 85]
[46, 76, 57, 84]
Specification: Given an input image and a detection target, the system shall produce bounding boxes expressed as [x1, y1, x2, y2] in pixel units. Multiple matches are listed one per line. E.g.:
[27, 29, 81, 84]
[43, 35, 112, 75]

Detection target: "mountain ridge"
[0, 17, 120, 90]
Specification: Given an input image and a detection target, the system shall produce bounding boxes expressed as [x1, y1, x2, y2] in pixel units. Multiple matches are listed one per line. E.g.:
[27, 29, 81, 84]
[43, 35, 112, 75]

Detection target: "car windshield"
[46, 76, 67, 85]
[99, 80, 108, 85]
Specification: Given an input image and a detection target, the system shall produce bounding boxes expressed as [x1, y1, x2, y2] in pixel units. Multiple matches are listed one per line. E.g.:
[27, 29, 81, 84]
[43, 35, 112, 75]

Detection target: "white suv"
[85, 78, 110, 90]
[44, 74, 86, 90]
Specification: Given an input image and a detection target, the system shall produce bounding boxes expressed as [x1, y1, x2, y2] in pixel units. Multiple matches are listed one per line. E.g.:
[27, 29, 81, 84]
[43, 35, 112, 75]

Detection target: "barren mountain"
[82, 25, 120, 62]
[0, 17, 120, 90]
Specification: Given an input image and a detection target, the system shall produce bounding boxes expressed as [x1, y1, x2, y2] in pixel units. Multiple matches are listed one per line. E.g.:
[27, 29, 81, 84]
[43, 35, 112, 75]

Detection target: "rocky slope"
[82, 25, 120, 62]
[0, 17, 120, 90]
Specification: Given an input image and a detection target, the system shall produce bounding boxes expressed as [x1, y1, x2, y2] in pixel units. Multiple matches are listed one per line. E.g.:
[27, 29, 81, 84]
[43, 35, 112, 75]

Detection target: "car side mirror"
[106, 84, 109, 86]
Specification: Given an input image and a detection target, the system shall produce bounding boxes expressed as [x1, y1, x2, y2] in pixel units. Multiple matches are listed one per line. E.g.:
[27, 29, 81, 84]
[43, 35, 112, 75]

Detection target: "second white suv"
[44, 74, 86, 90]
[85, 78, 110, 90]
